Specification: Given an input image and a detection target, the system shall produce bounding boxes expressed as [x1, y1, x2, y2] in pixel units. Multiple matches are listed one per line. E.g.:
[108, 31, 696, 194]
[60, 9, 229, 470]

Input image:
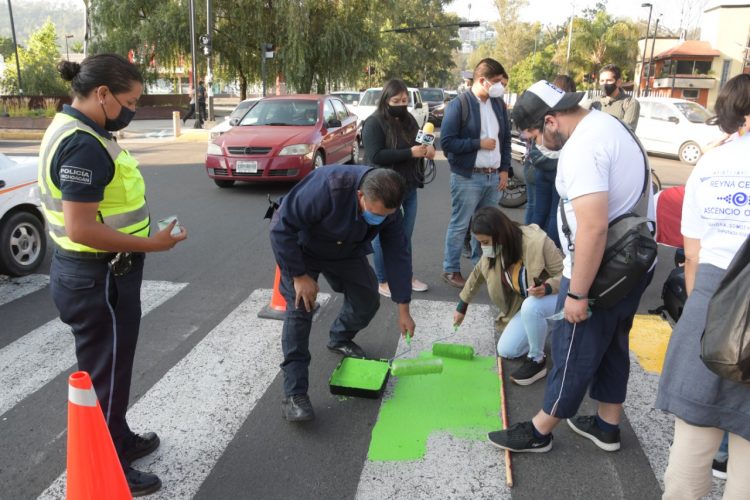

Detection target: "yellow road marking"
[630, 314, 673, 374]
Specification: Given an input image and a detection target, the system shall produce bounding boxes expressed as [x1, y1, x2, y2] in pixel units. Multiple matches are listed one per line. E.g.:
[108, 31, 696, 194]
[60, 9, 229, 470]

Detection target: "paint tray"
[329, 357, 391, 399]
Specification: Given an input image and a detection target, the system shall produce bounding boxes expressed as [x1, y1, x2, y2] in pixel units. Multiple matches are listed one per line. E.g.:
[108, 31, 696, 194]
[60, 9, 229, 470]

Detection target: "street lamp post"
[6, 0, 23, 94]
[565, 2, 575, 71]
[65, 34, 74, 61]
[644, 15, 661, 97]
[638, 3, 653, 97]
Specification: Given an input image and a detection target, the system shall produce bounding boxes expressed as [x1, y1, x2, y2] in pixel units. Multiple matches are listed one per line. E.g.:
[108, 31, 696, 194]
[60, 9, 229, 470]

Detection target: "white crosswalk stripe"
[0, 280, 186, 417]
[0, 274, 49, 307]
[355, 299, 510, 500]
[39, 289, 332, 499]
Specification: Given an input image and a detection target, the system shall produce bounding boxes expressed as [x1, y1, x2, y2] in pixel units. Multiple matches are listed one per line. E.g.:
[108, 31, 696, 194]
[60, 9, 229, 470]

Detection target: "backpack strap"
[458, 91, 470, 130]
[559, 116, 652, 255]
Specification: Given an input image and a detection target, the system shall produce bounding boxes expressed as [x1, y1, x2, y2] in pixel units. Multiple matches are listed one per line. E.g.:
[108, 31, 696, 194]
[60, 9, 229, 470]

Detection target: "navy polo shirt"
[49, 105, 115, 203]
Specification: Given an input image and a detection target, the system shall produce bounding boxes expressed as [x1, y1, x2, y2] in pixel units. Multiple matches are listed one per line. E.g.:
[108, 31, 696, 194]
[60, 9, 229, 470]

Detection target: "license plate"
[236, 160, 258, 173]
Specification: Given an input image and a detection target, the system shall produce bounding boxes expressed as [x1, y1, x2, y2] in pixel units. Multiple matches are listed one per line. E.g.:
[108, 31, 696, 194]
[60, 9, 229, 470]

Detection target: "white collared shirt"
[473, 92, 501, 169]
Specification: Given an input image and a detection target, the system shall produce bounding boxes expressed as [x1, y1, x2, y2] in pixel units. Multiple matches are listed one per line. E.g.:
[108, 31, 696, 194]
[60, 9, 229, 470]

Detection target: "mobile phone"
[533, 277, 544, 287]
[157, 215, 182, 236]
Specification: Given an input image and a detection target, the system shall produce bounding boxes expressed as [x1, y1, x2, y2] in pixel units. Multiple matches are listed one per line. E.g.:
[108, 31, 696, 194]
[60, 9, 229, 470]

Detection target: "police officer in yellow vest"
[40, 54, 187, 496]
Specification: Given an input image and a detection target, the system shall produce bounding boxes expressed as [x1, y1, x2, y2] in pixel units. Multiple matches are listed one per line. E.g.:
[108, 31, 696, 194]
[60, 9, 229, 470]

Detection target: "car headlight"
[279, 144, 313, 158]
[207, 143, 223, 155]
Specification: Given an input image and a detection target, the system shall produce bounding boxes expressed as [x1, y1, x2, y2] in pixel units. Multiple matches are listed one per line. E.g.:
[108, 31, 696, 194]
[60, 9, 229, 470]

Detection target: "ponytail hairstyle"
[57, 53, 143, 98]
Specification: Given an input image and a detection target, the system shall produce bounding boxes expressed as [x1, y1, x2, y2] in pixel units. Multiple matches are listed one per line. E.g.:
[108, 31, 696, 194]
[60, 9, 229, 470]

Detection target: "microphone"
[415, 122, 435, 147]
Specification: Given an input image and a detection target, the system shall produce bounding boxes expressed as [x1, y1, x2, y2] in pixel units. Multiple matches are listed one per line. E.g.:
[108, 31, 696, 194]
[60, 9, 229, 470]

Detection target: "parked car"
[0, 154, 46, 276]
[444, 90, 458, 101]
[330, 91, 362, 115]
[205, 94, 358, 187]
[208, 97, 261, 141]
[420, 87, 447, 126]
[355, 87, 429, 143]
[635, 97, 725, 165]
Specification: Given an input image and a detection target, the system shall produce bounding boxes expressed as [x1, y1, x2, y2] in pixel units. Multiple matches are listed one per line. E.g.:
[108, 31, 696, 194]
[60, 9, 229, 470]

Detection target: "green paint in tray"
[329, 357, 391, 396]
[368, 351, 501, 461]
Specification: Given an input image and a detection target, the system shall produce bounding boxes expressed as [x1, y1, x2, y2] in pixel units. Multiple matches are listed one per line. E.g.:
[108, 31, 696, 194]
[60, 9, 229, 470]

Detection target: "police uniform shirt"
[50, 105, 115, 203]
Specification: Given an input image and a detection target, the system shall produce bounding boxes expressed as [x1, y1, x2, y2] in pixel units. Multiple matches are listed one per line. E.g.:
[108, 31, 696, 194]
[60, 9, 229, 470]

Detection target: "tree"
[2, 21, 68, 95]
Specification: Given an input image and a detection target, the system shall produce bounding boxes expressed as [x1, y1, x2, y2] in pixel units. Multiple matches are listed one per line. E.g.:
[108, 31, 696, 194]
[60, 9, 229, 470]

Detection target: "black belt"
[55, 248, 118, 261]
[473, 167, 498, 174]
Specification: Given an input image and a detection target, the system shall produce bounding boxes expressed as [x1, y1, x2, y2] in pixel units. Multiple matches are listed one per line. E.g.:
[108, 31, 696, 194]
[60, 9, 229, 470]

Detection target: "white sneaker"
[411, 278, 429, 292]
[378, 283, 391, 298]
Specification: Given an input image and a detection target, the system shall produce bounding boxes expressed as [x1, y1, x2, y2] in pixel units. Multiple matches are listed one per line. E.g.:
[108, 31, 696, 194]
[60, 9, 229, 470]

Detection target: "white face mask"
[481, 244, 496, 258]
[488, 81, 505, 99]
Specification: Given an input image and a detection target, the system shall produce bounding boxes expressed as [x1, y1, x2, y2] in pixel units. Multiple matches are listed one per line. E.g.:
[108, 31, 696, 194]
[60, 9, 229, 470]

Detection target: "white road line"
[356, 299, 511, 500]
[0, 280, 186, 417]
[39, 289, 331, 500]
[0, 274, 49, 307]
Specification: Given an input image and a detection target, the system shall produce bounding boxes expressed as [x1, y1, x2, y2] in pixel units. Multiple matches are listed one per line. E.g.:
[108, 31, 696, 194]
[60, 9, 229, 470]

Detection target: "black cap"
[512, 80, 584, 130]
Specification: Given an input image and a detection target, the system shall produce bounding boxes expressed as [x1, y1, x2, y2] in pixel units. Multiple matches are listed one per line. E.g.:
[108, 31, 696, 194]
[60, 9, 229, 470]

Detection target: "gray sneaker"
[488, 421, 553, 453]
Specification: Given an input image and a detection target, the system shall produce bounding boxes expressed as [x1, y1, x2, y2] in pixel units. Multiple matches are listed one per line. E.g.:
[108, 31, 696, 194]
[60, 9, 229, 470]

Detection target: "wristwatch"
[567, 291, 588, 301]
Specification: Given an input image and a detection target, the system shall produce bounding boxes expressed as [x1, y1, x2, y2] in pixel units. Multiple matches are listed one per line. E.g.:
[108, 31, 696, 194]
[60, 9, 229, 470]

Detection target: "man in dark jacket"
[269, 166, 416, 421]
[440, 58, 512, 288]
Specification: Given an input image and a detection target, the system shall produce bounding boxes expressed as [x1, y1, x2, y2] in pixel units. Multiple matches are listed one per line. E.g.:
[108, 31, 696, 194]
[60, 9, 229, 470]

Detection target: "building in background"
[635, 1, 750, 109]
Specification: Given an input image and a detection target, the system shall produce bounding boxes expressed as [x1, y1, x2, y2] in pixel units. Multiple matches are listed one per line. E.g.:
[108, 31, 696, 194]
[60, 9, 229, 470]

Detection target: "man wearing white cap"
[487, 80, 654, 454]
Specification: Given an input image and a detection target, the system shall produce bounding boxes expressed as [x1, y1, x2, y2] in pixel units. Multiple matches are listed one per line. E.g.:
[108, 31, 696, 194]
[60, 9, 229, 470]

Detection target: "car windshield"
[420, 89, 444, 101]
[359, 90, 381, 107]
[239, 99, 318, 126]
[674, 102, 711, 124]
[334, 93, 359, 105]
[229, 100, 256, 120]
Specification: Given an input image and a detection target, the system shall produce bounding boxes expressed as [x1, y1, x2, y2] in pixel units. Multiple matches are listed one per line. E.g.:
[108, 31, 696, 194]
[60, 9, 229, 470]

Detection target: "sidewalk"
[0, 118, 216, 142]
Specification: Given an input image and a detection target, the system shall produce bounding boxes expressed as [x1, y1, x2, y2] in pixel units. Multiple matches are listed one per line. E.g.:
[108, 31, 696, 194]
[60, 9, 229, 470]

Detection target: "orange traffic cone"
[66, 371, 131, 500]
[258, 266, 288, 320]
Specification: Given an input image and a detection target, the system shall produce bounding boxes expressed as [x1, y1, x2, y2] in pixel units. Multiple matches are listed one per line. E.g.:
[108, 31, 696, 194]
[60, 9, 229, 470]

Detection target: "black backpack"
[661, 266, 687, 322]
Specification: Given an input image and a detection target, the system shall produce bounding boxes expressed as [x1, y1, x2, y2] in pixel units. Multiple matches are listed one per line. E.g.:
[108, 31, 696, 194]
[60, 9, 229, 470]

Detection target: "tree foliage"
[2, 21, 68, 95]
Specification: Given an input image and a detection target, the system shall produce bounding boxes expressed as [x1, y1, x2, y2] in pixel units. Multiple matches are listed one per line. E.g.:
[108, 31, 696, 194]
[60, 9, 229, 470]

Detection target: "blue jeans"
[497, 295, 557, 361]
[715, 432, 729, 462]
[532, 168, 561, 248]
[372, 186, 417, 283]
[443, 172, 502, 272]
[523, 162, 536, 225]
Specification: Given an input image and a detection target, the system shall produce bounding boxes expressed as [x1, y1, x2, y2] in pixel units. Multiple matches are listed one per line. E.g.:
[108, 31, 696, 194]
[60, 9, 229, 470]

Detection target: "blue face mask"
[362, 210, 386, 226]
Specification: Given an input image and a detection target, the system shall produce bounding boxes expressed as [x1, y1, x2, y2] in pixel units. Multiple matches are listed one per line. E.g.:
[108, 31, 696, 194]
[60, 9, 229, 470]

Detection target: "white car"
[208, 97, 261, 141]
[355, 87, 429, 142]
[0, 154, 46, 276]
[636, 97, 725, 165]
[330, 91, 362, 115]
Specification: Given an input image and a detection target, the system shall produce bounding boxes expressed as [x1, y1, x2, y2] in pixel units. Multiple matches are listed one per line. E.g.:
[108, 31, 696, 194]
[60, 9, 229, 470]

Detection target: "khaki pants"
[663, 417, 750, 499]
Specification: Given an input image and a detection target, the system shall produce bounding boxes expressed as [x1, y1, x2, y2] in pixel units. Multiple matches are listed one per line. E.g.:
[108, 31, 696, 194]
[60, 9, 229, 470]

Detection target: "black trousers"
[50, 250, 145, 463]
[278, 255, 380, 396]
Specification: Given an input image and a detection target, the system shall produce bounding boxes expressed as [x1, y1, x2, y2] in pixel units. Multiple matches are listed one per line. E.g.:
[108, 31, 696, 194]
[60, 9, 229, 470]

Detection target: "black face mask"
[101, 93, 136, 131]
[387, 104, 408, 119]
[602, 83, 617, 97]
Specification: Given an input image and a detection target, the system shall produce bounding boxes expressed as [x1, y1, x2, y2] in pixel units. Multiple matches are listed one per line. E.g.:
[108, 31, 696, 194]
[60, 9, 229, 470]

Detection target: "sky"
[445, 0, 713, 32]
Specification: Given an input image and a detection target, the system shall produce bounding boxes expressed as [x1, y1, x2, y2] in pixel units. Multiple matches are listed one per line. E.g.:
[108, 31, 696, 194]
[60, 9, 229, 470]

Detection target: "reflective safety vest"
[37, 113, 150, 252]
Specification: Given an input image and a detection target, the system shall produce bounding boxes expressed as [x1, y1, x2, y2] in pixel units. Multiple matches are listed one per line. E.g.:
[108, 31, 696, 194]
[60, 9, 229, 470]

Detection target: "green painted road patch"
[368, 352, 502, 461]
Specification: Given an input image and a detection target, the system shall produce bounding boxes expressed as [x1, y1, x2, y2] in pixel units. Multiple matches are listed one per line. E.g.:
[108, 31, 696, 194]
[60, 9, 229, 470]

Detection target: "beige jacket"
[459, 224, 564, 325]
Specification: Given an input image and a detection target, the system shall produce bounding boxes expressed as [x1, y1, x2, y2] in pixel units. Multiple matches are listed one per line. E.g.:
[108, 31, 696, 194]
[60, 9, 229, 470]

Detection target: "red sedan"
[205, 94, 359, 187]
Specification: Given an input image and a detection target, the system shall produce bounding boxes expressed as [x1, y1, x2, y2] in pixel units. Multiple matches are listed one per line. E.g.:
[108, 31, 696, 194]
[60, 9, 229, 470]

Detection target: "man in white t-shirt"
[487, 80, 655, 454]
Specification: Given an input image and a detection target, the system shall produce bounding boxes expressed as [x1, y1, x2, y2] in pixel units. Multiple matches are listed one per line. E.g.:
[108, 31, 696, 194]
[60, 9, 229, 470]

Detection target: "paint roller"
[388, 331, 444, 377]
[432, 343, 474, 360]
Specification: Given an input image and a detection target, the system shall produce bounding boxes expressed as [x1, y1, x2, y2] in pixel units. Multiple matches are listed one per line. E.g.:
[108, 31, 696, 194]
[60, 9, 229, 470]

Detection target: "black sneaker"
[123, 432, 160, 463]
[712, 459, 727, 480]
[327, 340, 366, 358]
[510, 357, 547, 386]
[282, 393, 315, 422]
[126, 467, 162, 497]
[567, 415, 621, 451]
[487, 421, 553, 453]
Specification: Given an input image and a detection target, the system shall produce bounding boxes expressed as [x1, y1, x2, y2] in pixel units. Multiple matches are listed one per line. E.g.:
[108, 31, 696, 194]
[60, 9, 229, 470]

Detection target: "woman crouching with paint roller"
[453, 206, 563, 385]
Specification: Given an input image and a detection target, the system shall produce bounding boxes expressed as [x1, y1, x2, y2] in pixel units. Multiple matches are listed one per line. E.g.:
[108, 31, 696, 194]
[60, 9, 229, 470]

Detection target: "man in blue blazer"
[440, 58, 512, 287]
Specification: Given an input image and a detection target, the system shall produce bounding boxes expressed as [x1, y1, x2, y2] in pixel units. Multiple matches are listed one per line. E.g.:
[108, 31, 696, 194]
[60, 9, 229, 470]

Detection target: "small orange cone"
[258, 266, 288, 320]
[66, 371, 131, 500]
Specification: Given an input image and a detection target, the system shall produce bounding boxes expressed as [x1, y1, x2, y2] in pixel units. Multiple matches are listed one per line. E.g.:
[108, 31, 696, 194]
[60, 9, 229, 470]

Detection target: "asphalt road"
[0, 137, 715, 499]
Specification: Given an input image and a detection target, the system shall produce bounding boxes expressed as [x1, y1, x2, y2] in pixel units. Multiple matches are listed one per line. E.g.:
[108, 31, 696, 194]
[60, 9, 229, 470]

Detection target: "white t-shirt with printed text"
[555, 110, 655, 278]
[681, 133, 750, 269]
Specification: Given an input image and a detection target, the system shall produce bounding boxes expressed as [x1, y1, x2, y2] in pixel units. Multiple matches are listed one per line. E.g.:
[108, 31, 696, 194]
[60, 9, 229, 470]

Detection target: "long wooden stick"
[497, 356, 513, 487]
